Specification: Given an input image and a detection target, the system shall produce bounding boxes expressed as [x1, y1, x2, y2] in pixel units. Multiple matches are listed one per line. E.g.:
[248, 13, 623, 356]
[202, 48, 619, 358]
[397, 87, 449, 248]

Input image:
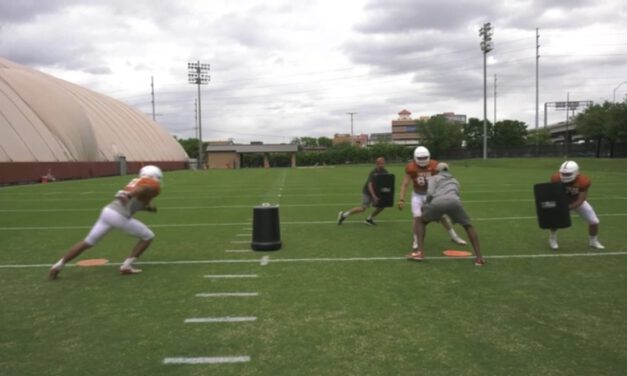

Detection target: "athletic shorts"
[572, 201, 600, 225]
[84, 207, 155, 245]
[361, 193, 375, 208]
[410, 192, 428, 217]
[422, 197, 471, 226]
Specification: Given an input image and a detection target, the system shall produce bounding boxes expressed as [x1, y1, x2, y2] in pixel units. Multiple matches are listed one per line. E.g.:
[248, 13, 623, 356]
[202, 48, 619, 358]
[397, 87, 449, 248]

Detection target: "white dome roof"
[0, 56, 188, 162]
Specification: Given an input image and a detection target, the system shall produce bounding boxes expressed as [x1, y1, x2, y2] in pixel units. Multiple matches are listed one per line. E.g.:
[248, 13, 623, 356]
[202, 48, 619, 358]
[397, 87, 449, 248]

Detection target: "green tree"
[416, 116, 464, 157]
[492, 120, 527, 147]
[317, 137, 333, 148]
[464, 117, 493, 149]
[176, 137, 199, 158]
[575, 102, 611, 157]
[525, 128, 553, 145]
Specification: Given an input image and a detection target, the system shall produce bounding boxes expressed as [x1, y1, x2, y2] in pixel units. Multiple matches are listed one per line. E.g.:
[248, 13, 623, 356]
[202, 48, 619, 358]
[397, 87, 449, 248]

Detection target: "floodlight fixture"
[188, 60, 211, 168]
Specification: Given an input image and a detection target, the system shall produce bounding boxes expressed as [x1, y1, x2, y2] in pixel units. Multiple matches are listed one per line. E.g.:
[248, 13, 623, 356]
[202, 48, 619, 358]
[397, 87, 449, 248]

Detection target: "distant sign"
[552, 100, 593, 110]
[555, 101, 580, 109]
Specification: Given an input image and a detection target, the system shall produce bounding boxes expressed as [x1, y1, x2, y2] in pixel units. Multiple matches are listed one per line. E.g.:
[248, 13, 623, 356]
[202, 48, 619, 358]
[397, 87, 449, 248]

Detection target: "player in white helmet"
[548, 161, 604, 250]
[49, 165, 163, 279]
[398, 146, 467, 255]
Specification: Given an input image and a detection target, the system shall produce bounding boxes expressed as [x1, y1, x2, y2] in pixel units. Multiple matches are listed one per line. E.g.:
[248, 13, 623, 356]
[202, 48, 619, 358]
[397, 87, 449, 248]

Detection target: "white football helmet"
[139, 165, 163, 183]
[413, 146, 430, 167]
[559, 161, 579, 183]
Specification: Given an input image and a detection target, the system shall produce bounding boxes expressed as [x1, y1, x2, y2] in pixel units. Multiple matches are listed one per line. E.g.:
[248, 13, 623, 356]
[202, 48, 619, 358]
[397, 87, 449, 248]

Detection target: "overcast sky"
[1, 0, 626, 144]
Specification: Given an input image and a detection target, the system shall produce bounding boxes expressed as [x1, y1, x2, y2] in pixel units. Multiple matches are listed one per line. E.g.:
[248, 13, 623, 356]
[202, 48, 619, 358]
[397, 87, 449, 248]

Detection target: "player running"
[548, 160, 604, 250]
[48, 165, 163, 280]
[398, 146, 466, 252]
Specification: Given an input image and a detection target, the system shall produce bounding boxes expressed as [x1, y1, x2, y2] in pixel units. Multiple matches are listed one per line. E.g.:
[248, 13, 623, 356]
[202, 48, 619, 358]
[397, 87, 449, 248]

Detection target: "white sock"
[122, 257, 137, 269]
[448, 229, 459, 239]
[589, 235, 598, 242]
[52, 259, 65, 270]
[342, 212, 349, 219]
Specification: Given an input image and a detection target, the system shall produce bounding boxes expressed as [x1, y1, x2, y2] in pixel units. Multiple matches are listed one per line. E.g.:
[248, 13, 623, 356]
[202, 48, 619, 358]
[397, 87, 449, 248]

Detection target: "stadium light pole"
[346, 112, 357, 145]
[613, 81, 627, 103]
[479, 22, 493, 160]
[188, 61, 210, 169]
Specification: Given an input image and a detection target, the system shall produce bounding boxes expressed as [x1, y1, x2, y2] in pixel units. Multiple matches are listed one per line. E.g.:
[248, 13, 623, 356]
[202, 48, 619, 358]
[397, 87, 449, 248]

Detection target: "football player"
[49, 165, 163, 280]
[337, 157, 388, 226]
[548, 161, 604, 250]
[411, 163, 485, 265]
[398, 146, 466, 254]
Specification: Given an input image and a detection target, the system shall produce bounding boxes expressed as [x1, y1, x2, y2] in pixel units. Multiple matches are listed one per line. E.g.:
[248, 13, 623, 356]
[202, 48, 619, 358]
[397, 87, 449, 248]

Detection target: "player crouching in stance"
[398, 146, 467, 251]
[407, 163, 485, 266]
[548, 161, 604, 250]
[48, 165, 163, 280]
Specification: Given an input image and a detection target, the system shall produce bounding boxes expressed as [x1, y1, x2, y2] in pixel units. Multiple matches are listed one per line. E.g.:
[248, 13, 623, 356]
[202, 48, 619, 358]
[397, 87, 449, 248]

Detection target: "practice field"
[1, 158, 626, 376]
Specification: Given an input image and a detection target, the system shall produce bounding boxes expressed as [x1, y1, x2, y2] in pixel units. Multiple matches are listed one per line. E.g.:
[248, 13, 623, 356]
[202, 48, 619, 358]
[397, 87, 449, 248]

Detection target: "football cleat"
[589, 239, 605, 249]
[120, 266, 143, 275]
[474, 258, 486, 266]
[549, 235, 559, 250]
[451, 236, 467, 245]
[406, 251, 424, 261]
[48, 267, 61, 280]
[337, 211, 345, 225]
[364, 218, 376, 226]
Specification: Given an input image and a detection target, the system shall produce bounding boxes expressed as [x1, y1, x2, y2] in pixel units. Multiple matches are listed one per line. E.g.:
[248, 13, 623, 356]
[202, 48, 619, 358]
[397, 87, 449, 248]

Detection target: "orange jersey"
[109, 177, 161, 217]
[122, 176, 161, 196]
[405, 159, 439, 193]
[550, 172, 591, 203]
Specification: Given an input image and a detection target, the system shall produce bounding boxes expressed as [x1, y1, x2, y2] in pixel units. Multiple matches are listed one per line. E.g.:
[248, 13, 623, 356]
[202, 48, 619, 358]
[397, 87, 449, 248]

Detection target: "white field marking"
[224, 249, 251, 253]
[2, 213, 626, 231]
[196, 293, 259, 297]
[4, 252, 627, 270]
[163, 356, 250, 365]
[260, 256, 270, 266]
[231, 240, 249, 244]
[184, 316, 257, 323]
[235, 233, 250, 237]
[204, 274, 258, 278]
[2, 195, 624, 212]
[242, 227, 252, 231]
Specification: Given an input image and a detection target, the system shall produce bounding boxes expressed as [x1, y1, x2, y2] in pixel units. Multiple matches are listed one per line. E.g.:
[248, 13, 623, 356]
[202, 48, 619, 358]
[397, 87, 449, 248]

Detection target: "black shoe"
[337, 211, 345, 225]
[364, 218, 376, 226]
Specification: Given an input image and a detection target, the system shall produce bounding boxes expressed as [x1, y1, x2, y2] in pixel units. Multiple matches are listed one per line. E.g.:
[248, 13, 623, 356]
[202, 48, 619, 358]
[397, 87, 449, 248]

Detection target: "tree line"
[176, 101, 626, 165]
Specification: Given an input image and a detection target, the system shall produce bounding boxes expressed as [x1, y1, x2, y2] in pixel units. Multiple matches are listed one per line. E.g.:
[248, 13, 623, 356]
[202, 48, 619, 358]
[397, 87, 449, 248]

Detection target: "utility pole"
[479, 22, 493, 160]
[346, 112, 357, 144]
[194, 99, 198, 143]
[187, 61, 210, 169]
[614, 81, 627, 103]
[493, 74, 497, 125]
[151, 76, 156, 121]
[565, 92, 570, 157]
[535, 28, 540, 152]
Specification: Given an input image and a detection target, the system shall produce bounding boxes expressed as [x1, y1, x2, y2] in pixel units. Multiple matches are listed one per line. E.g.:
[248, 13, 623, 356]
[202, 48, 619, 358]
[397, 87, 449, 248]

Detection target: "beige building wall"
[207, 152, 239, 169]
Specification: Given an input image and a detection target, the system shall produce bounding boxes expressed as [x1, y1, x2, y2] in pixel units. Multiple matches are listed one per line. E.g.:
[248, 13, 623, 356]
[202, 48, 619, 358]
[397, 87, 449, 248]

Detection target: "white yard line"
[184, 316, 257, 323]
[163, 356, 250, 364]
[195, 292, 259, 297]
[4, 252, 627, 269]
[224, 249, 251, 253]
[1, 213, 626, 231]
[204, 274, 258, 278]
